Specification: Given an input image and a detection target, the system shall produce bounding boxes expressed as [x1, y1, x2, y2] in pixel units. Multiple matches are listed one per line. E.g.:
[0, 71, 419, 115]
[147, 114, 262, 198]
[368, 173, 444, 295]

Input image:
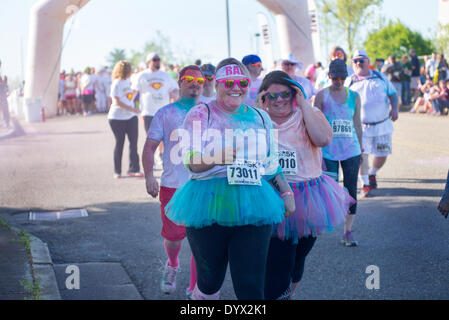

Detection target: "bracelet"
[281, 191, 294, 198]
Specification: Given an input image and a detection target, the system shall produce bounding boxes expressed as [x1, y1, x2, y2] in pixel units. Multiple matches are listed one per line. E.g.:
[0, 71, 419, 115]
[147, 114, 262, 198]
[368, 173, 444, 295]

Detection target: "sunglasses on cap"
[329, 75, 347, 81]
[180, 75, 205, 85]
[205, 75, 215, 81]
[264, 90, 293, 102]
[217, 78, 250, 89]
[353, 58, 366, 64]
[251, 62, 262, 67]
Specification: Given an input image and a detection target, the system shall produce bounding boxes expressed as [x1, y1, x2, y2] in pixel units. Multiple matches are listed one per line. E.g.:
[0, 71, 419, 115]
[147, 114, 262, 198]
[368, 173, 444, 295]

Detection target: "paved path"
[1, 112, 448, 299]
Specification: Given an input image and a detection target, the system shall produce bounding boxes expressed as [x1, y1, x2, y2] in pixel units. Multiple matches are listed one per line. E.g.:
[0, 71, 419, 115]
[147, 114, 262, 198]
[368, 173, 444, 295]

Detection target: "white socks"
[368, 167, 379, 176]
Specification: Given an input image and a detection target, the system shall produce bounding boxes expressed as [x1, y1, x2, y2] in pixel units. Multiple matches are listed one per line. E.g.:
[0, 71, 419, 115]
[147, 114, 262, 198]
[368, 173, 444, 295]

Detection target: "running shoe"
[369, 175, 377, 189]
[341, 230, 358, 247]
[161, 261, 179, 294]
[361, 185, 372, 198]
[127, 172, 144, 178]
[113, 173, 121, 179]
[185, 288, 193, 300]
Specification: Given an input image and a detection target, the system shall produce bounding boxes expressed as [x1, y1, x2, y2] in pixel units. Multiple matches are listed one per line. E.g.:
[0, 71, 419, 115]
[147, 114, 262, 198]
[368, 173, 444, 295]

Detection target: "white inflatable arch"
[24, 0, 314, 120]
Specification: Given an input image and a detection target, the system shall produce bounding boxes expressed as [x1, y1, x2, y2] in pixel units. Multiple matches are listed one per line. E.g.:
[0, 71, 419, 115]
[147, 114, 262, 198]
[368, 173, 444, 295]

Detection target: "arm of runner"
[142, 138, 161, 198]
[188, 147, 237, 173]
[437, 170, 449, 218]
[113, 97, 141, 114]
[295, 86, 332, 147]
[313, 89, 324, 111]
[353, 93, 363, 155]
[269, 173, 295, 218]
[388, 93, 399, 122]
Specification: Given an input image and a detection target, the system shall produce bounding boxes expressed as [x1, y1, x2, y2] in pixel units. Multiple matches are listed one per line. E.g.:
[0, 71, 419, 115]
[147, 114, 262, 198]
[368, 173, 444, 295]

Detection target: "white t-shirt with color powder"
[107, 79, 137, 120]
[131, 69, 179, 117]
[346, 70, 397, 137]
[147, 102, 192, 188]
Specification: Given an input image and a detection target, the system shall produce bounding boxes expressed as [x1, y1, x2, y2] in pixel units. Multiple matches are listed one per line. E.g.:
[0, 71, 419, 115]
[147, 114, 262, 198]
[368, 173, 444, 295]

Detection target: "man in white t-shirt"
[132, 52, 179, 133]
[242, 54, 263, 107]
[347, 49, 399, 198]
[281, 54, 317, 101]
[95, 67, 109, 113]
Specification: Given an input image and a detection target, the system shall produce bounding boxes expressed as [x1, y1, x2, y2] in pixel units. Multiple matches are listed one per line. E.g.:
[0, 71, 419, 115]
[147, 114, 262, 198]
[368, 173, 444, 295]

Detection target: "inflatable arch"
[24, 0, 314, 120]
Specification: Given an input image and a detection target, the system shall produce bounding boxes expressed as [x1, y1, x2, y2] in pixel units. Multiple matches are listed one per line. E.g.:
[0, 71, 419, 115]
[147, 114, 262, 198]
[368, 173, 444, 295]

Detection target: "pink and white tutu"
[274, 174, 355, 243]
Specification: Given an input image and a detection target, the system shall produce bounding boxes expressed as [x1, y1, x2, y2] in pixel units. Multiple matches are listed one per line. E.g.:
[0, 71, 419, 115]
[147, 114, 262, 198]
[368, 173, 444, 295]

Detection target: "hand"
[145, 176, 159, 198]
[438, 198, 449, 218]
[390, 109, 399, 122]
[293, 86, 308, 109]
[283, 195, 296, 218]
[257, 90, 269, 111]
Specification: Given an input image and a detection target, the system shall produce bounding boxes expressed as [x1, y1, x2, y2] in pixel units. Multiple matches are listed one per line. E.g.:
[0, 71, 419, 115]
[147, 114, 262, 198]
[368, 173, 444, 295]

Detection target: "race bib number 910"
[227, 159, 262, 186]
[278, 151, 298, 176]
[332, 120, 353, 138]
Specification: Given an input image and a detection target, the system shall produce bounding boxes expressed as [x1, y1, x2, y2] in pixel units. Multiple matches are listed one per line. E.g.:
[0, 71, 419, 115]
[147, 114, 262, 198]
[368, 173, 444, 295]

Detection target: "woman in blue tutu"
[258, 71, 355, 300]
[165, 58, 295, 300]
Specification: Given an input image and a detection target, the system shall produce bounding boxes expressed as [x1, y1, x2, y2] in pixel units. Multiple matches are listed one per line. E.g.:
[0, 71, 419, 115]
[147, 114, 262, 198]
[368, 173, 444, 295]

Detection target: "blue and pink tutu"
[274, 174, 355, 243]
[165, 177, 285, 228]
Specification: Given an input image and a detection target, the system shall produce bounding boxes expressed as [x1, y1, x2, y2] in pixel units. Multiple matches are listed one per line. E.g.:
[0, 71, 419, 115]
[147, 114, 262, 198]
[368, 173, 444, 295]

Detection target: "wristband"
[184, 151, 201, 169]
[281, 191, 294, 198]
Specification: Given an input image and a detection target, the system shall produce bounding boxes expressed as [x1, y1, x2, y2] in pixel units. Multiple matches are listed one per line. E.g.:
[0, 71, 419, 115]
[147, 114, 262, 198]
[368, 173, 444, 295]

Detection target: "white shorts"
[362, 133, 392, 157]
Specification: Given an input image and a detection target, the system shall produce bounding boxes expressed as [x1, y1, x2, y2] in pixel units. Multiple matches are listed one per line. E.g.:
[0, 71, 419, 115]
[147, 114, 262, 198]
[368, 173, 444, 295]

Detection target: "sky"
[0, 0, 440, 86]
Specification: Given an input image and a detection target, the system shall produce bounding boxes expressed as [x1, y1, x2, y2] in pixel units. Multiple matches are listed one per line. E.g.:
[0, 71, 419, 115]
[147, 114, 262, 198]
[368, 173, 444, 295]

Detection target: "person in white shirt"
[95, 67, 109, 113]
[242, 54, 263, 107]
[199, 64, 216, 104]
[107, 60, 142, 179]
[281, 54, 317, 102]
[346, 49, 399, 198]
[131, 52, 179, 133]
[80, 67, 96, 116]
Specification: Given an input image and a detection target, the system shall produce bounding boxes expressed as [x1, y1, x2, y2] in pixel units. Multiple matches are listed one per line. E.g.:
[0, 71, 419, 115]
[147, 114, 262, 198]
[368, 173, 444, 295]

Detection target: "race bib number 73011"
[227, 159, 262, 186]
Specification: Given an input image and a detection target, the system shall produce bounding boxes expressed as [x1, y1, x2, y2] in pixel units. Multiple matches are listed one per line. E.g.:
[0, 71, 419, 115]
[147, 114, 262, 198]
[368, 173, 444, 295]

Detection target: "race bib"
[277, 150, 298, 176]
[332, 120, 353, 138]
[376, 142, 391, 153]
[227, 159, 262, 186]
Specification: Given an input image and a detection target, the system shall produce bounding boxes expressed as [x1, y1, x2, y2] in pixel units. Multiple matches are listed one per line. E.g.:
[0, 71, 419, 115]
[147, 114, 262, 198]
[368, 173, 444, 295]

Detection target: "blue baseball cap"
[242, 54, 262, 66]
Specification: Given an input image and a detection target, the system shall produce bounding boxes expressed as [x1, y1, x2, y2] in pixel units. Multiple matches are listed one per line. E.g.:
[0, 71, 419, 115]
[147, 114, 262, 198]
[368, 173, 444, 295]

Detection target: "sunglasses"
[180, 75, 205, 85]
[353, 59, 365, 64]
[217, 78, 250, 89]
[329, 75, 347, 81]
[265, 90, 292, 101]
[205, 75, 215, 81]
[333, 52, 345, 59]
[251, 62, 262, 67]
[283, 62, 296, 67]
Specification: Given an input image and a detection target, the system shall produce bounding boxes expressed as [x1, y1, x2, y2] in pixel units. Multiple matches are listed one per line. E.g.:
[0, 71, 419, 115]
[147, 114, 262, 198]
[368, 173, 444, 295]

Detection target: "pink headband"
[215, 64, 247, 80]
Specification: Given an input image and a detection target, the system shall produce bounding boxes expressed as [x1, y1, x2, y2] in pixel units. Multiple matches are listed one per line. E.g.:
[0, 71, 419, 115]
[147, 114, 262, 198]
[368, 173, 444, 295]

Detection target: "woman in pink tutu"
[259, 71, 355, 300]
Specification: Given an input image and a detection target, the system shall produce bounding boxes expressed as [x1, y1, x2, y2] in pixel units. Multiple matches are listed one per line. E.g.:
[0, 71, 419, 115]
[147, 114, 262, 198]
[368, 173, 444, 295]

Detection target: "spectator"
[382, 55, 404, 106]
[436, 54, 448, 82]
[426, 53, 437, 82]
[0, 75, 10, 128]
[80, 67, 96, 116]
[409, 49, 421, 103]
[410, 79, 436, 114]
[430, 80, 449, 116]
[401, 55, 412, 106]
[374, 58, 384, 71]
[58, 73, 66, 116]
[64, 73, 78, 114]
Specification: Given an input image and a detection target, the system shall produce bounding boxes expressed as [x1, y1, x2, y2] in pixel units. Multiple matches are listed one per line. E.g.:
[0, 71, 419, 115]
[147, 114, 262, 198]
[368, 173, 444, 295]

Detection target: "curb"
[11, 227, 61, 300]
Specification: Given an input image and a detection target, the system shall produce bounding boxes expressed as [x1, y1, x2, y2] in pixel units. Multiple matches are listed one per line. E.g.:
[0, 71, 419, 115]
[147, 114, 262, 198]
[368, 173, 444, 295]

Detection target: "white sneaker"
[160, 261, 179, 294]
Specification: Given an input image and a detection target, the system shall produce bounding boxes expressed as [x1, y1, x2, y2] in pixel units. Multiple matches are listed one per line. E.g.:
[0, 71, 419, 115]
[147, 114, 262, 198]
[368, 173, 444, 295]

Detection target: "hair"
[178, 65, 203, 80]
[111, 60, 132, 80]
[258, 70, 295, 95]
[329, 46, 347, 62]
[215, 57, 250, 78]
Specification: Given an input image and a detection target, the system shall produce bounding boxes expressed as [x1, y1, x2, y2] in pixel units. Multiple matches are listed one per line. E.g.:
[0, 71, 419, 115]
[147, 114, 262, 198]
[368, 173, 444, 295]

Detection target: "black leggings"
[323, 155, 360, 214]
[186, 224, 272, 300]
[265, 236, 316, 300]
[143, 115, 154, 134]
[108, 117, 140, 174]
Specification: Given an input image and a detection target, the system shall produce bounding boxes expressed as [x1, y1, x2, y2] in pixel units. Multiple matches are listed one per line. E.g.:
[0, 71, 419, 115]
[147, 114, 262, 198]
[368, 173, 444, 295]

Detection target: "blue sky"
[0, 0, 439, 84]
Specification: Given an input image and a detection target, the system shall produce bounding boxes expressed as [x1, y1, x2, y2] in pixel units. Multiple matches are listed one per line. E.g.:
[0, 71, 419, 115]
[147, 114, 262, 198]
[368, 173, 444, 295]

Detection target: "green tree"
[436, 23, 449, 56]
[129, 30, 176, 68]
[364, 20, 435, 60]
[317, 0, 383, 54]
[106, 48, 127, 68]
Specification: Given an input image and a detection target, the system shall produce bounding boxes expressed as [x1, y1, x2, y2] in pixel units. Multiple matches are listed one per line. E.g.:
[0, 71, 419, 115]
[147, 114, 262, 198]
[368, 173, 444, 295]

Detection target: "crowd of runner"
[2, 47, 448, 300]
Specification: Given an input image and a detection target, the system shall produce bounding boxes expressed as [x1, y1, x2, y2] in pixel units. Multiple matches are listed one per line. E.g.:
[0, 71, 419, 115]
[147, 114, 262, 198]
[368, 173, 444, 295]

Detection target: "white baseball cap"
[352, 49, 369, 60]
[146, 52, 160, 62]
[281, 53, 303, 70]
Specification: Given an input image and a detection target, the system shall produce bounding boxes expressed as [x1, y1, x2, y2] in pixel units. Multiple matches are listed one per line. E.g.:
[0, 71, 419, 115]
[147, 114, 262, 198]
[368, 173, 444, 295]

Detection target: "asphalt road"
[1, 112, 448, 300]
